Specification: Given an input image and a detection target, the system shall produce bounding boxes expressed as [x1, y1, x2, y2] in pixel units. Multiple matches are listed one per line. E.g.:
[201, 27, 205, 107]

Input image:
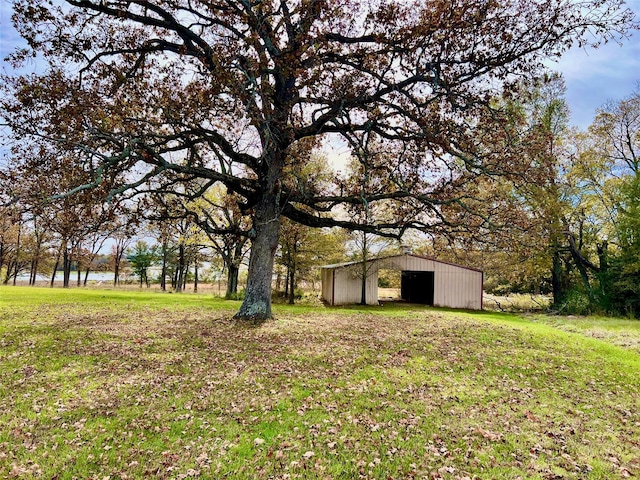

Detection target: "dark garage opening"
[401, 271, 435, 305]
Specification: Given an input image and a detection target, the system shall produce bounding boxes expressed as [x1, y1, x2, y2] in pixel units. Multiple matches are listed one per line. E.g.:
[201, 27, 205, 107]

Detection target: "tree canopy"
[1, 0, 634, 321]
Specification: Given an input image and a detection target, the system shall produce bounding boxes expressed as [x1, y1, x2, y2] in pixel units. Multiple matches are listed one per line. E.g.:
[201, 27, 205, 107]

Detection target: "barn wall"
[433, 266, 483, 310]
[378, 256, 435, 271]
[332, 265, 378, 305]
[321, 268, 334, 305]
[378, 255, 482, 309]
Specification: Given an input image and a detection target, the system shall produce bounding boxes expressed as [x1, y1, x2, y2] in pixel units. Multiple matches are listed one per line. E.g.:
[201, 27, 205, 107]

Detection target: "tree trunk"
[4, 260, 14, 285]
[160, 243, 168, 291]
[234, 240, 246, 287]
[360, 263, 367, 305]
[29, 235, 42, 286]
[284, 268, 290, 297]
[597, 241, 608, 272]
[113, 259, 120, 286]
[29, 258, 37, 286]
[182, 260, 190, 292]
[288, 262, 295, 305]
[597, 241, 611, 307]
[29, 250, 40, 286]
[113, 242, 125, 286]
[226, 263, 239, 298]
[50, 248, 61, 287]
[234, 190, 281, 323]
[566, 233, 594, 299]
[63, 247, 71, 288]
[287, 240, 297, 305]
[233, 96, 289, 322]
[551, 248, 564, 307]
[12, 223, 22, 286]
[360, 233, 368, 305]
[194, 262, 199, 293]
[275, 270, 282, 292]
[176, 244, 185, 293]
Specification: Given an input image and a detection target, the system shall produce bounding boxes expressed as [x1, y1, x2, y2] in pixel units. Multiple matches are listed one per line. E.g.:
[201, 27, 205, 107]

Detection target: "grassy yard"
[1, 287, 639, 479]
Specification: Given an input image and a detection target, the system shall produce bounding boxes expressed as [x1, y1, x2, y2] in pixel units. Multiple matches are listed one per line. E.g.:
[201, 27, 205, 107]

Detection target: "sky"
[551, 0, 640, 128]
[1, 0, 639, 132]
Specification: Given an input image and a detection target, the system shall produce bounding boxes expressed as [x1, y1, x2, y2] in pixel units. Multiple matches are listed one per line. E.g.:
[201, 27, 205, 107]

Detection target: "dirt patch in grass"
[1, 291, 639, 479]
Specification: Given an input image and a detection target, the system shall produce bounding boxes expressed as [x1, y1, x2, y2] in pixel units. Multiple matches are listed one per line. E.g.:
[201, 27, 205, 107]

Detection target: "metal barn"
[321, 254, 483, 310]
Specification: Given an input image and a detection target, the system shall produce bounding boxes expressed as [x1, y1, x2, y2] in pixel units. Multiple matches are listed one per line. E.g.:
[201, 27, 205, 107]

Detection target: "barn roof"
[321, 253, 482, 273]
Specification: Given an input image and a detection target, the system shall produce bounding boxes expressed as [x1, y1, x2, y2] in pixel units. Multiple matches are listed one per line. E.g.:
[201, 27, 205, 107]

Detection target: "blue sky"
[551, 0, 640, 128]
[0, 0, 639, 130]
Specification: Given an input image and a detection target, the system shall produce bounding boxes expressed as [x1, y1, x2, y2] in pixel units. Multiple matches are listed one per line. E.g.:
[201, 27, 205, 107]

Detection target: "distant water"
[16, 272, 117, 282]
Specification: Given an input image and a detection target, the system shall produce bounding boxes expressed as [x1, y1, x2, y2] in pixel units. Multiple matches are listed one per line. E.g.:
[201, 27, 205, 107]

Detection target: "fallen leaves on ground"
[0, 300, 639, 479]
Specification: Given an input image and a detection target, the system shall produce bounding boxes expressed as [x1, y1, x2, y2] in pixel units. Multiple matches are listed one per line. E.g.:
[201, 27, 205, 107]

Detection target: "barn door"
[401, 271, 435, 305]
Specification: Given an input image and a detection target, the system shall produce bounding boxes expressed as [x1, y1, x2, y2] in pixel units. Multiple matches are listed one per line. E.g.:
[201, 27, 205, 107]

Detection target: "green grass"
[524, 313, 640, 355]
[1, 286, 640, 479]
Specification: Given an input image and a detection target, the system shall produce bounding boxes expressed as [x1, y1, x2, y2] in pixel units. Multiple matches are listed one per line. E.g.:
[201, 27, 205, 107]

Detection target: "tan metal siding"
[378, 255, 482, 309]
[332, 265, 378, 305]
[433, 267, 482, 310]
[322, 254, 482, 309]
[321, 268, 334, 305]
[379, 255, 436, 272]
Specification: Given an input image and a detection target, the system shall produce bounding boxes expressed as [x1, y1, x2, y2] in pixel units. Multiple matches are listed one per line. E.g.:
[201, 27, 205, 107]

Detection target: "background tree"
[111, 236, 133, 287]
[1, 131, 125, 287]
[473, 84, 640, 315]
[145, 213, 207, 293]
[190, 188, 251, 299]
[515, 75, 576, 307]
[1, 207, 26, 285]
[24, 212, 53, 286]
[341, 134, 413, 304]
[587, 88, 640, 315]
[276, 149, 342, 303]
[2, 0, 633, 321]
[126, 241, 158, 288]
[277, 219, 348, 304]
[77, 203, 134, 286]
[608, 176, 640, 314]
[151, 220, 176, 293]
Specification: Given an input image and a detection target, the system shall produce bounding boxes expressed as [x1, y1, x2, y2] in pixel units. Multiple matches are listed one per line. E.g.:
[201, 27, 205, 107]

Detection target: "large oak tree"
[1, 0, 634, 321]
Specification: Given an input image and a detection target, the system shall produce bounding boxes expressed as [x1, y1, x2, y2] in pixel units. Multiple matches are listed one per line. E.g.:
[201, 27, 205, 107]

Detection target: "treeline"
[2, 81, 640, 315]
[443, 81, 640, 316]
[0, 194, 349, 301]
